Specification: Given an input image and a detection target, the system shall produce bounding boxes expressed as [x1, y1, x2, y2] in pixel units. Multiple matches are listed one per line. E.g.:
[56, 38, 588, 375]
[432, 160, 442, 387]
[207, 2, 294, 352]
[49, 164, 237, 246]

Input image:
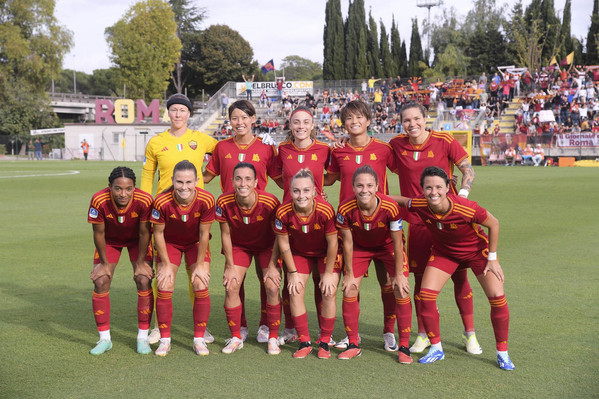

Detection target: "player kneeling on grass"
[271, 169, 340, 359]
[88, 167, 154, 355]
[217, 162, 283, 355]
[336, 165, 413, 363]
[396, 166, 514, 370]
[151, 160, 215, 357]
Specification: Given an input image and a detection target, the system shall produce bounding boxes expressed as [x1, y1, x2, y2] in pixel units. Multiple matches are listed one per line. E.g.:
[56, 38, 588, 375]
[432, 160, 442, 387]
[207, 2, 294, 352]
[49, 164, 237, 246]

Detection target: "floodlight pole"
[416, 0, 442, 63]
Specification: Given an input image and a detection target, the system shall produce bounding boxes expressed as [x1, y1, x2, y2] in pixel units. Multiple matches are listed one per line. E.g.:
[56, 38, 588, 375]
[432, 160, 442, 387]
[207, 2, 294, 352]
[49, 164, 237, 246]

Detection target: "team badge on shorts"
[152, 209, 160, 219]
[89, 208, 98, 218]
[189, 141, 197, 150]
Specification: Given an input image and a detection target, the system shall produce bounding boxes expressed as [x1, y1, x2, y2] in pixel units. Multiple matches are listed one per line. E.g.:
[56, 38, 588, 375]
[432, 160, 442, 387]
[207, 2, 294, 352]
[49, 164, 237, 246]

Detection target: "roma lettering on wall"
[95, 99, 161, 124]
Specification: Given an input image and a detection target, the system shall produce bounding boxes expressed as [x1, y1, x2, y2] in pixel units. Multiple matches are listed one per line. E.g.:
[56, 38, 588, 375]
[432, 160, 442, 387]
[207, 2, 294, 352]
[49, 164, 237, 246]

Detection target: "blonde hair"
[290, 168, 315, 187]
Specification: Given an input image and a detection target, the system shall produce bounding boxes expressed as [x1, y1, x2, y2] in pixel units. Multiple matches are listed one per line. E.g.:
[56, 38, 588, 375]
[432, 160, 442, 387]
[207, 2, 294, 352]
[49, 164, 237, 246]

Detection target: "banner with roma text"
[556, 133, 599, 148]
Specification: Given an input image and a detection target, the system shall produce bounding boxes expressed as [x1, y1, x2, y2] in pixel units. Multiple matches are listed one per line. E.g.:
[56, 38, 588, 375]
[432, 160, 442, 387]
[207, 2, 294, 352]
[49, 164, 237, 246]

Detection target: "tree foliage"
[0, 0, 71, 137]
[379, 21, 392, 77]
[587, 0, 599, 64]
[390, 16, 402, 77]
[280, 56, 322, 80]
[323, 0, 345, 79]
[408, 18, 424, 77]
[186, 24, 258, 94]
[367, 11, 381, 78]
[105, 0, 181, 101]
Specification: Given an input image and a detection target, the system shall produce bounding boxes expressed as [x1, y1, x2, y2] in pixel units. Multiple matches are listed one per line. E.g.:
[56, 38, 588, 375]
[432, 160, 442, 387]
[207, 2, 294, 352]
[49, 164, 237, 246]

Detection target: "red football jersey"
[274, 197, 337, 257]
[408, 194, 489, 259]
[88, 187, 153, 247]
[327, 138, 396, 204]
[273, 139, 331, 202]
[205, 136, 277, 193]
[151, 188, 215, 247]
[216, 189, 280, 251]
[389, 130, 468, 223]
[336, 193, 403, 249]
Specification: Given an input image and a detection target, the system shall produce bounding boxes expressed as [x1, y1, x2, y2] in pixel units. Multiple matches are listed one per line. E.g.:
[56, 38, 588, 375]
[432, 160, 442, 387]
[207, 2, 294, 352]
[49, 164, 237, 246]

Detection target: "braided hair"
[108, 166, 136, 186]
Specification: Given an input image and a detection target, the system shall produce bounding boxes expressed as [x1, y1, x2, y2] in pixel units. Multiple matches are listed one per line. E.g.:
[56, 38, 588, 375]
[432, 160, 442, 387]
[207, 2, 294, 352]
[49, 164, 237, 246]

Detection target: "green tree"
[168, 0, 205, 93]
[323, 0, 345, 79]
[344, 1, 356, 79]
[90, 68, 123, 97]
[463, 0, 507, 74]
[539, 0, 561, 62]
[399, 41, 408, 76]
[560, 0, 573, 58]
[506, 1, 544, 70]
[280, 56, 322, 80]
[353, 0, 369, 78]
[367, 11, 381, 78]
[422, 43, 470, 79]
[105, 0, 181, 101]
[187, 24, 258, 94]
[408, 18, 424, 77]
[379, 21, 392, 77]
[587, 0, 599, 64]
[390, 16, 402, 77]
[0, 0, 71, 138]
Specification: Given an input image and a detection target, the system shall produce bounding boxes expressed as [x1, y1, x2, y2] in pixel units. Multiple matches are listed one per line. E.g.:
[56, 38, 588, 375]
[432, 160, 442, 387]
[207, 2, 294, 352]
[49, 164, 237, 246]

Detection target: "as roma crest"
[188, 141, 197, 150]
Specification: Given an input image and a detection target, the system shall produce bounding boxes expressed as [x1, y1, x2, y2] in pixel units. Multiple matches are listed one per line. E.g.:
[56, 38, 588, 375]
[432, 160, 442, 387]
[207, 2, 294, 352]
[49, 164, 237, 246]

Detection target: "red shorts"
[291, 254, 342, 275]
[351, 242, 408, 279]
[407, 223, 433, 275]
[93, 243, 152, 265]
[231, 246, 273, 269]
[156, 242, 211, 266]
[427, 247, 488, 276]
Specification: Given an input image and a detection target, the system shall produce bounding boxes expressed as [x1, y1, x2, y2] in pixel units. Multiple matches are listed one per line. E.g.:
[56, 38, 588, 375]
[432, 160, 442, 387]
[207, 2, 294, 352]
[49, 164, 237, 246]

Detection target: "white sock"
[464, 331, 476, 339]
[431, 342, 443, 351]
[137, 329, 149, 340]
[99, 330, 111, 341]
[497, 350, 508, 357]
[159, 337, 171, 344]
[194, 337, 205, 344]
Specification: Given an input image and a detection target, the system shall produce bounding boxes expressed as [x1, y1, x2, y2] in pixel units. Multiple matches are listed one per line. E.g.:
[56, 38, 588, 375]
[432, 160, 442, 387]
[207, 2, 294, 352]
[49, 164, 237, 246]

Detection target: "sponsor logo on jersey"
[287, 154, 293, 159]
[117, 216, 125, 223]
[343, 156, 350, 161]
[275, 219, 283, 230]
[232, 215, 239, 220]
[370, 153, 377, 160]
[225, 153, 232, 159]
[297, 154, 305, 164]
[238, 153, 246, 162]
[401, 150, 407, 156]
[311, 154, 318, 161]
[378, 221, 386, 228]
[355, 155, 363, 164]
[256, 215, 264, 221]
[352, 222, 360, 227]
[252, 154, 260, 162]
[89, 208, 98, 218]
[131, 211, 138, 218]
[181, 214, 188, 222]
[413, 152, 420, 161]
[425, 219, 432, 224]
[450, 223, 458, 229]
[152, 209, 160, 219]
[428, 150, 434, 158]
[301, 225, 309, 234]
[314, 223, 321, 230]
[161, 146, 169, 152]
[215, 206, 223, 217]
[336, 213, 344, 224]
[189, 141, 197, 150]
[243, 216, 250, 224]
[194, 212, 201, 217]
[107, 214, 114, 219]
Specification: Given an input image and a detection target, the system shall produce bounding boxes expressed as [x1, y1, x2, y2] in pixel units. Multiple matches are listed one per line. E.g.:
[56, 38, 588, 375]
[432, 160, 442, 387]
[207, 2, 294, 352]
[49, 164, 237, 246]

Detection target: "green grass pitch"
[0, 160, 598, 398]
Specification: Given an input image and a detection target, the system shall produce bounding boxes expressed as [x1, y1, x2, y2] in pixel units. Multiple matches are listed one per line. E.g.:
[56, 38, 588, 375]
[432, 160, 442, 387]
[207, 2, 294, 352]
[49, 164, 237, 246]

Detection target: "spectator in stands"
[479, 72, 488, 87]
[221, 93, 229, 116]
[504, 146, 516, 166]
[320, 104, 331, 123]
[259, 90, 268, 108]
[521, 144, 534, 165]
[368, 76, 380, 94]
[276, 78, 285, 101]
[242, 74, 254, 101]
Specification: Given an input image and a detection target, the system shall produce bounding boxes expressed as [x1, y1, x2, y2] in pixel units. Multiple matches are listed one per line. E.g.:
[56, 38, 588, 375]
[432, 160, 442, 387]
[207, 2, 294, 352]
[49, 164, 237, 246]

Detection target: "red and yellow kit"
[151, 188, 215, 247]
[88, 187, 153, 247]
[215, 189, 280, 252]
[205, 136, 277, 193]
[273, 139, 331, 202]
[327, 139, 396, 204]
[274, 197, 337, 258]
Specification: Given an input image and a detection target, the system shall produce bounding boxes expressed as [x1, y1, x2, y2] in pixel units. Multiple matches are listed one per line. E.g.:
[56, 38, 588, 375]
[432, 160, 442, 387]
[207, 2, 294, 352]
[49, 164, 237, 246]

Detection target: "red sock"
[452, 268, 474, 332]
[240, 279, 247, 328]
[266, 302, 281, 339]
[293, 312, 311, 342]
[342, 296, 360, 345]
[488, 295, 510, 351]
[156, 290, 173, 338]
[312, 273, 323, 326]
[282, 282, 294, 329]
[92, 291, 110, 331]
[193, 289, 211, 338]
[259, 279, 267, 326]
[318, 316, 335, 344]
[225, 304, 242, 339]
[396, 296, 412, 347]
[413, 273, 425, 334]
[419, 288, 440, 344]
[381, 284, 396, 334]
[137, 289, 153, 330]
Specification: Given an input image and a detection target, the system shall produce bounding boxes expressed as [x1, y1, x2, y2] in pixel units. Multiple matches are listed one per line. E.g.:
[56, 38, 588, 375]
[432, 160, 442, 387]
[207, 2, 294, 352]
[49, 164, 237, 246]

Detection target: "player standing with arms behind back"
[87, 167, 154, 355]
[389, 102, 481, 355]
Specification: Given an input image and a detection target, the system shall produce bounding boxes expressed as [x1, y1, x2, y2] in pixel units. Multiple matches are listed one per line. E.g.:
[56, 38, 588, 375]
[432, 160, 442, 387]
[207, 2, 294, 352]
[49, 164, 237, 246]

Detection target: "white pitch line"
[0, 170, 81, 178]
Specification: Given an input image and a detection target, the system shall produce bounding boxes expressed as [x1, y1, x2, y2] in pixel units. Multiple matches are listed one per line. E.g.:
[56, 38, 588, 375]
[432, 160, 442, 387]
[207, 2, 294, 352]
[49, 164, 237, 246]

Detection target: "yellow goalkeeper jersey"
[141, 128, 217, 195]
